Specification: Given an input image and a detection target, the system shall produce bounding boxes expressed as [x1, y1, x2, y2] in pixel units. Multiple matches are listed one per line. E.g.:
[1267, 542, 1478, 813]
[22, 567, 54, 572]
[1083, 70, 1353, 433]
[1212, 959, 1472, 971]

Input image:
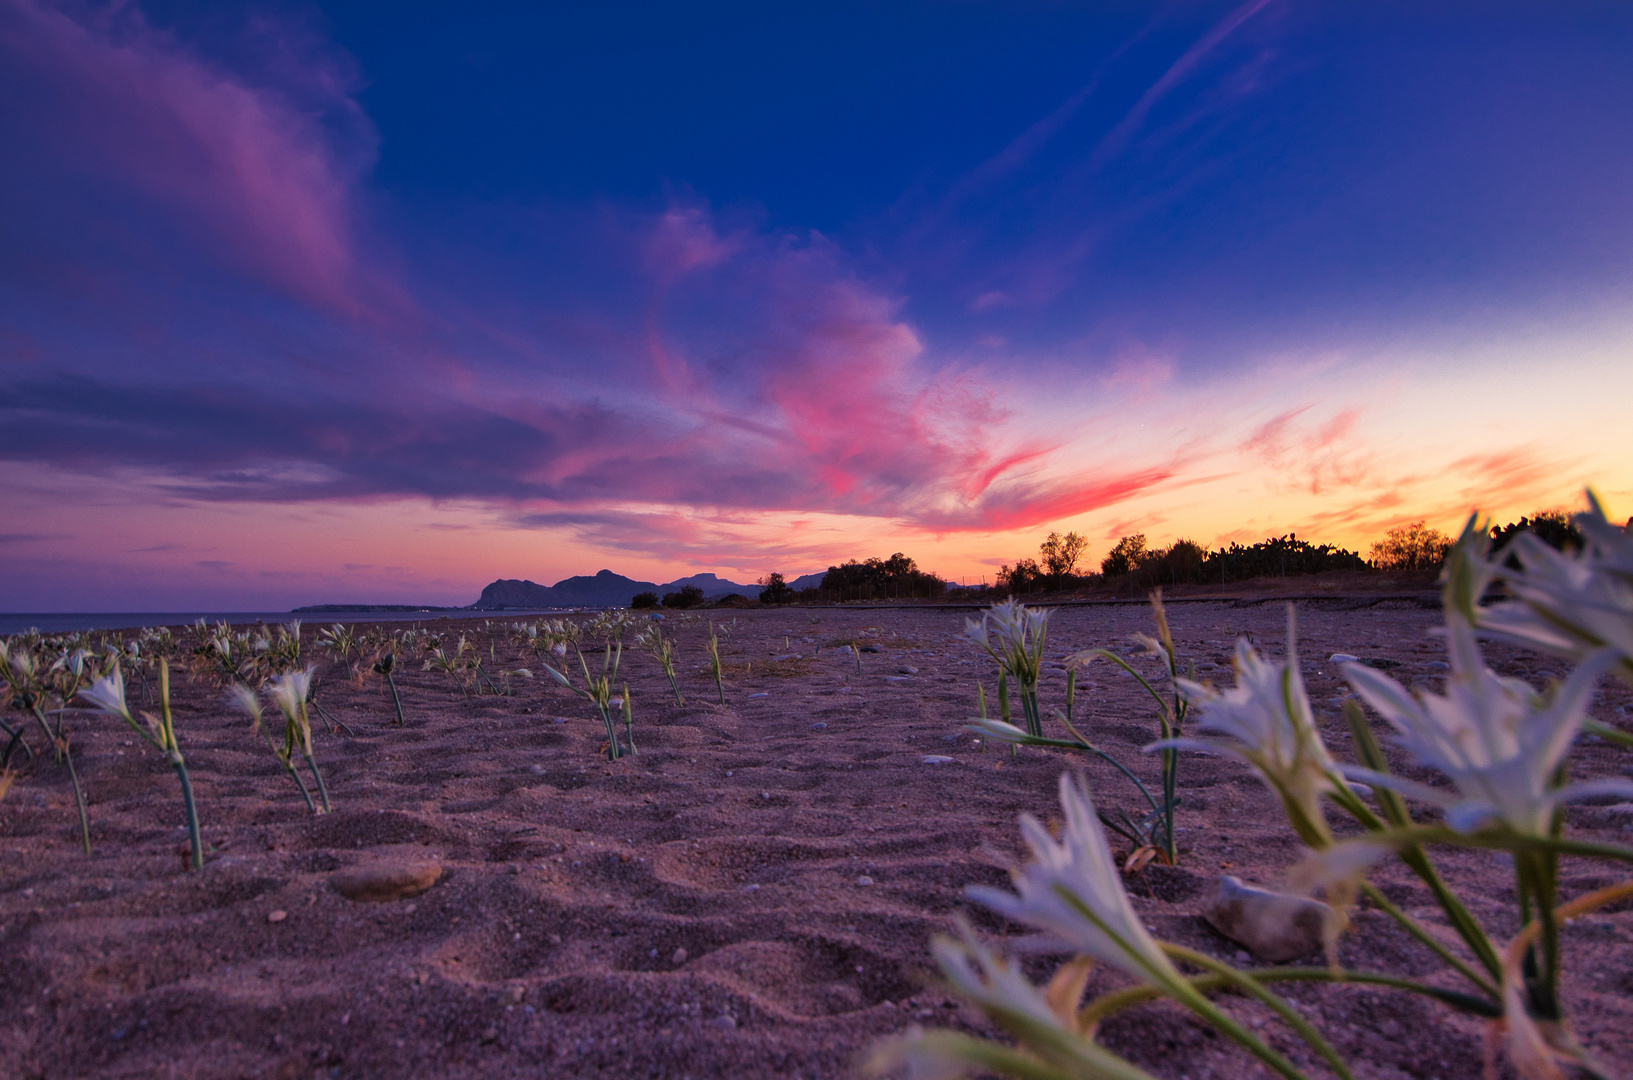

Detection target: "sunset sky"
[3, 0, 1631, 611]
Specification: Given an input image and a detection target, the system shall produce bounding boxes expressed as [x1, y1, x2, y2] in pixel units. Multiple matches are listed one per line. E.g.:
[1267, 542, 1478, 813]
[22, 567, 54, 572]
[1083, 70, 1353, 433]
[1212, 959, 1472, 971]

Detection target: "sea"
[0, 609, 571, 637]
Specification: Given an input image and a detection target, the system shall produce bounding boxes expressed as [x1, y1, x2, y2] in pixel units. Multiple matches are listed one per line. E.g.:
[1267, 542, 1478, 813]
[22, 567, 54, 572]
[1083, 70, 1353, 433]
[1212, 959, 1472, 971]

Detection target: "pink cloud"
[645, 205, 743, 281]
[1, 0, 386, 319]
[1242, 405, 1376, 495]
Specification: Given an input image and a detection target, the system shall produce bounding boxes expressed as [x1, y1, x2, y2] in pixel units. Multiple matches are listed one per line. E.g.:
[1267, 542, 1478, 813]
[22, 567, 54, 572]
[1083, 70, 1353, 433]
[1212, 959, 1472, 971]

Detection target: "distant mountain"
[472, 569, 754, 609]
[788, 572, 827, 591]
[663, 573, 749, 596]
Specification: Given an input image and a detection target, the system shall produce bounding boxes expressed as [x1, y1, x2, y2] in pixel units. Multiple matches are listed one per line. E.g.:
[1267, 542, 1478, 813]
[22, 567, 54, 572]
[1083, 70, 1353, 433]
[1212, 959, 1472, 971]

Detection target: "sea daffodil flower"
[1341, 612, 1628, 835]
[1155, 612, 1337, 847]
[1469, 492, 1633, 679]
[967, 772, 1179, 985]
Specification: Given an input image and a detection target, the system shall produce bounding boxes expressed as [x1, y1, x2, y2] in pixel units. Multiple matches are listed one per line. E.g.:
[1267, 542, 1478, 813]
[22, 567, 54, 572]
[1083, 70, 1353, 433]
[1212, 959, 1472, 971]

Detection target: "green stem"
[63, 741, 91, 855]
[285, 758, 316, 812]
[1359, 882, 1499, 998]
[310, 698, 356, 736]
[304, 753, 331, 813]
[1360, 824, 1633, 865]
[599, 699, 622, 761]
[1164, 945, 1353, 1080]
[1330, 722, 1506, 985]
[1055, 716, 1163, 816]
[1582, 718, 1633, 749]
[1163, 979, 1314, 1080]
[386, 672, 406, 726]
[622, 688, 637, 755]
[170, 752, 203, 870]
[1081, 965, 1500, 1028]
[0, 716, 32, 764]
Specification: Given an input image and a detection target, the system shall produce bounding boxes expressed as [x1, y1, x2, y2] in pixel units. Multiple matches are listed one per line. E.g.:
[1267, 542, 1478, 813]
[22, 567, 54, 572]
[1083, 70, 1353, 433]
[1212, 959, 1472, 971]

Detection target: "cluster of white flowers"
[879, 492, 1633, 1080]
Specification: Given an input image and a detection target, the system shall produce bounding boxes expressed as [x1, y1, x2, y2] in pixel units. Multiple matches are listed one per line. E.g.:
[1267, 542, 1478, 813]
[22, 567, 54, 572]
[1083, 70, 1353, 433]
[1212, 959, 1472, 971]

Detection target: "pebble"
[884, 676, 913, 683]
[896, 666, 918, 675]
[809, 722, 828, 730]
[771, 653, 800, 661]
[1203, 875, 1332, 962]
[1426, 660, 1450, 671]
[711, 1015, 738, 1031]
[330, 861, 443, 903]
[1329, 653, 1358, 663]
[857, 875, 874, 886]
[671, 947, 689, 964]
[921, 755, 954, 765]
[529, 764, 546, 774]
[747, 692, 769, 699]
[266, 909, 287, 924]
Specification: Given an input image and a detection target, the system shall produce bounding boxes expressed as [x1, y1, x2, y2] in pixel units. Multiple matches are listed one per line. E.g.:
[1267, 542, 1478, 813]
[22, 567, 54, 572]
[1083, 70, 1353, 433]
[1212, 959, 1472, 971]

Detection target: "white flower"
[967, 773, 1177, 984]
[963, 598, 1050, 673]
[866, 921, 1161, 1080]
[1475, 493, 1633, 677]
[1155, 612, 1336, 843]
[269, 666, 315, 724]
[1342, 613, 1628, 835]
[79, 665, 134, 724]
[227, 683, 264, 728]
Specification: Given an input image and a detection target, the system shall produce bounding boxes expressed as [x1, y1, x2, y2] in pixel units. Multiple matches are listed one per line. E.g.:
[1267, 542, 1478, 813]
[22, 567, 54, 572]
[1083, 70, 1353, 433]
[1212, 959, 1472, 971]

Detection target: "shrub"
[1371, 520, 1453, 570]
[661, 584, 706, 608]
[630, 591, 659, 609]
[996, 558, 1042, 593]
[1140, 538, 1206, 587]
[1201, 534, 1368, 583]
[757, 573, 794, 604]
[1489, 511, 1581, 556]
[818, 553, 945, 601]
[1100, 534, 1148, 577]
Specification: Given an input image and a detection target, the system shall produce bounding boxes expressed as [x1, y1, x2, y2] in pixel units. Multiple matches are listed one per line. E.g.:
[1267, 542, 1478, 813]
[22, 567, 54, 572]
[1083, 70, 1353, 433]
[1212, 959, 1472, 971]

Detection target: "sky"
[3, 0, 1632, 611]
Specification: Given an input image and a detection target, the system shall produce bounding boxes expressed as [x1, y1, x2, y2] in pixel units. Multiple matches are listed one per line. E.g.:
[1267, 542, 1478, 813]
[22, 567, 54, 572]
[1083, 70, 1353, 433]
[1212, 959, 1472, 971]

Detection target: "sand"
[2, 599, 1630, 1079]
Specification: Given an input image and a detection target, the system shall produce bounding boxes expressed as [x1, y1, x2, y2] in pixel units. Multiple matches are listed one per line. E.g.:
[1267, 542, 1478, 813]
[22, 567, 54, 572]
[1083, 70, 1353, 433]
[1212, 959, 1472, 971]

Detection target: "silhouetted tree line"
[635, 508, 1611, 611]
[802, 553, 948, 602]
[1489, 511, 1582, 558]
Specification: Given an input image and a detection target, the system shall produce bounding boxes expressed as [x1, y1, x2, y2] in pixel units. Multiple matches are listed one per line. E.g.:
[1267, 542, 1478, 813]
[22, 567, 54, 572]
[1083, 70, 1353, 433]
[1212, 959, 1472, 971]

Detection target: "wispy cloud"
[0, 0, 393, 321]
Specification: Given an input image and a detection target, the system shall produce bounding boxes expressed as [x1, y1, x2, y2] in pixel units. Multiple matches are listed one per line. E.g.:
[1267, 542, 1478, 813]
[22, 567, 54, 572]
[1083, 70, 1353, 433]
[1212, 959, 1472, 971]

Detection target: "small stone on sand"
[266, 909, 287, 924]
[330, 861, 443, 903]
[1203, 875, 1331, 962]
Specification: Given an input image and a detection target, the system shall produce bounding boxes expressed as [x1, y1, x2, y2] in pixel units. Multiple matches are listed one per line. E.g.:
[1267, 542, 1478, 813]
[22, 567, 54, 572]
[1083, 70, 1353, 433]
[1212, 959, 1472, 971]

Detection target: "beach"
[3, 600, 1630, 1079]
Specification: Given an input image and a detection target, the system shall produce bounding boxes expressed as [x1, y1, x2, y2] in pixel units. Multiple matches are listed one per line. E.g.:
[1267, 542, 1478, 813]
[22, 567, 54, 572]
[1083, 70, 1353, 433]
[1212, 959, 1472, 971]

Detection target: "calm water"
[0, 609, 570, 637]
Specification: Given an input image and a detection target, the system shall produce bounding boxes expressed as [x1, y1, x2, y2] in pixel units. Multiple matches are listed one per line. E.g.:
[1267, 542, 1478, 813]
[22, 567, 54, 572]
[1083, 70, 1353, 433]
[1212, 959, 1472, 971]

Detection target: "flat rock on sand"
[329, 860, 443, 902]
[1202, 874, 1331, 962]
